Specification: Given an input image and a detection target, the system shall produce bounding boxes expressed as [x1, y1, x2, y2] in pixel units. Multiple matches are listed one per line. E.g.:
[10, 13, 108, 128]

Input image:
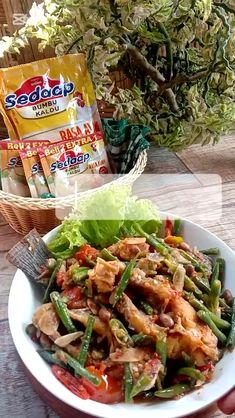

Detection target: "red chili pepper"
[75, 245, 98, 266]
[52, 365, 90, 400]
[197, 362, 214, 372]
[61, 286, 85, 309]
[165, 219, 174, 237]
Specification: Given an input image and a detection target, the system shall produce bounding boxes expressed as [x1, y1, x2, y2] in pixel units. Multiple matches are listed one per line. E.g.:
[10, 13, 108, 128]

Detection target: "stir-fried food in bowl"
[8, 216, 235, 404]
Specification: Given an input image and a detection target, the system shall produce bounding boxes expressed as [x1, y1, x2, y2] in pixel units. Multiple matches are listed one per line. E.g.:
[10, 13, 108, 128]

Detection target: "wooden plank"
[0, 274, 13, 321]
[145, 145, 189, 174]
[177, 134, 235, 184]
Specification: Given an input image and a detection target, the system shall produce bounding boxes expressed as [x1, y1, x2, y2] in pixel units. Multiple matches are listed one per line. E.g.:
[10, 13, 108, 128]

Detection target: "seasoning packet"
[38, 132, 111, 197]
[0, 140, 49, 197]
[20, 147, 51, 198]
[0, 54, 102, 141]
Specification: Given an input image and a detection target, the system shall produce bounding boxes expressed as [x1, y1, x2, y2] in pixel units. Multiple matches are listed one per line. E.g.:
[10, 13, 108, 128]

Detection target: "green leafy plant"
[1, 0, 235, 150]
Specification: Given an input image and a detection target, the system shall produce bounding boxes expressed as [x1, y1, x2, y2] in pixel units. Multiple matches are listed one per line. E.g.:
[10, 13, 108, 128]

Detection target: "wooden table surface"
[1, 135, 235, 417]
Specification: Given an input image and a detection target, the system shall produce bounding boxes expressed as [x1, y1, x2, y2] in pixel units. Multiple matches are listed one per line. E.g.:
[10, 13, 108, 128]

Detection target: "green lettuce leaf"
[48, 219, 87, 259]
[123, 197, 161, 235]
[75, 185, 130, 248]
[48, 185, 161, 253]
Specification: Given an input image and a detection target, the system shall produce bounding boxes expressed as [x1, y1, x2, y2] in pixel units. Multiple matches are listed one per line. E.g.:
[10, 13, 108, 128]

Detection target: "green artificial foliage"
[1, 0, 235, 150]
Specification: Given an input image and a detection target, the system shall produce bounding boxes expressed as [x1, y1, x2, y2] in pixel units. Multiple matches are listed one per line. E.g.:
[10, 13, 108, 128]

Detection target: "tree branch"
[126, 44, 179, 112]
[158, 69, 210, 95]
[156, 21, 173, 80]
[214, 2, 235, 15]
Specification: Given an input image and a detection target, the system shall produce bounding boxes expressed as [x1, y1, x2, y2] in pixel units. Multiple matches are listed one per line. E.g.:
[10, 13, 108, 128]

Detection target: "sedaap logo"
[50, 150, 89, 173]
[32, 162, 43, 174]
[8, 157, 23, 168]
[5, 75, 75, 110]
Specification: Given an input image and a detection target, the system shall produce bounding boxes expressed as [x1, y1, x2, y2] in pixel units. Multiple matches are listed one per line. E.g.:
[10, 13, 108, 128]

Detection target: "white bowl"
[8, 214, 235, 418]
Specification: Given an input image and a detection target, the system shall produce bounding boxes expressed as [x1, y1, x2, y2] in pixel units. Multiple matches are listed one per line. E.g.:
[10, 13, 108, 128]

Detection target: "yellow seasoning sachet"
[0, 140, 49, 196]
[0, 54, 102, 141]
[20, 147, 51, 198]
[38, 132, 111, 197]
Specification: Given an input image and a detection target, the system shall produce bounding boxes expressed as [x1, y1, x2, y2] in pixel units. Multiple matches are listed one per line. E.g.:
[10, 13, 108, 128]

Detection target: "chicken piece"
[167, 296, 218, 365]
[129, 272, 218, 365]
[130, 274, 173, 309]
[32, 302, 59, 338]
[116, 293, 163, 337]
[89, 257, 124, 293]
[109, 237, 150, 261]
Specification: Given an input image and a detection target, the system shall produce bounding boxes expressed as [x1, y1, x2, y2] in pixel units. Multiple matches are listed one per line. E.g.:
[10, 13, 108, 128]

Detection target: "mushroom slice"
[33, 302, 59, 336]
[68, 309, 112, 342]
[110, 347, 147, 362]
[55, 331, 84, 348]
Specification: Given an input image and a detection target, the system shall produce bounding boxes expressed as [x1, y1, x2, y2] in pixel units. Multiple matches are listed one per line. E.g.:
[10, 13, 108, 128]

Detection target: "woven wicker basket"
[0, 150, 147, 235]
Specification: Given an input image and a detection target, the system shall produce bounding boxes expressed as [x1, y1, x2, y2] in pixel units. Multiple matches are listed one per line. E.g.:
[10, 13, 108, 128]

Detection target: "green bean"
[113, 258, 137, 306]
[156, 334, 167, 366]
[185, 294, 230, 329]
[192, 276, 210, 294]
[109, 319, 133, 347]
[85, 257, 96, 267]
[184, 276, 202, 297]
[201, 248, 220, 256]
[50, 291, 77, 333]
[132, 333, 154, 346]
[197, 310, 227, 344]
[125, 363, 133, 403]
[131, 375, 154, 398]
[177, 367, 205, 382]
[78, 315, 94, 366]
[155, 384, 190, 398]
[100, 248, 117, 261]
[134, 224, 169, 255]
[211, 261, 220, 285]
[179, 250, 207, 273]
[71, 267, 89, 284]
[174, 219, 182, 236]
[120, 225, 130, 237]
[43, 259, 63, 303]
[164, 259, 202, 297]
[85, 277, 93, 298]
[217, 258, 225, 286]
[226, 298, 235, 350]
[140, 301, 153, 315]
[57, 350, 101, 385]
[37, 349, 66, 367]
[208, 279, 221, 314]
